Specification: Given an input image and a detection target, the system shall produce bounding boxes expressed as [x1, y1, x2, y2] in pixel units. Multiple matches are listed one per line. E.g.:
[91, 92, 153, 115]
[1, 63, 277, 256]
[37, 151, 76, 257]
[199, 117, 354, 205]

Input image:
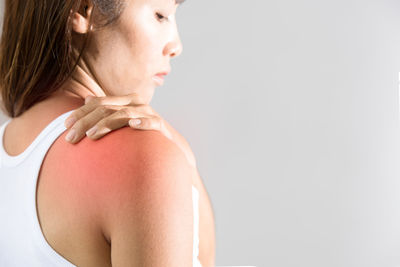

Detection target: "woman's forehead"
[145, 0, 185, 6]
[126, 0, 180, 10]
[134, 0, 183, 7]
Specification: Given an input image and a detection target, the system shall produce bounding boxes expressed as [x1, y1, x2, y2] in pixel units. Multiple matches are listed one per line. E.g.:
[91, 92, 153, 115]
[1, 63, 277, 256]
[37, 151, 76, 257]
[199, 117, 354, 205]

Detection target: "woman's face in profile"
[84, 0, 183, 103]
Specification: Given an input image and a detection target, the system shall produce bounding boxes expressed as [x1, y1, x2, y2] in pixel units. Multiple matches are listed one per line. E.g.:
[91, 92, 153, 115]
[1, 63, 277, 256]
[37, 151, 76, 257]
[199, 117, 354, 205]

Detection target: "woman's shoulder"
[45, 124, 194, 198]
[48, 126, 190, 180]
[42, 125, 194, 237]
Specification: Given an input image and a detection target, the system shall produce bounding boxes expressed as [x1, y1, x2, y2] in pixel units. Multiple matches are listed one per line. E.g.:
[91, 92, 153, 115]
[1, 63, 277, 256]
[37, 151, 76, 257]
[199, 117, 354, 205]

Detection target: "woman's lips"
[152, 74, 165, 86]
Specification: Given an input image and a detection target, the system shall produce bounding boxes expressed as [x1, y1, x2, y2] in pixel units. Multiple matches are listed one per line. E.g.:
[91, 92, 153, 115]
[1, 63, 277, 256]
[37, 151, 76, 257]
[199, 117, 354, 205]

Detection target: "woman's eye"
[156, 12, 168, 22]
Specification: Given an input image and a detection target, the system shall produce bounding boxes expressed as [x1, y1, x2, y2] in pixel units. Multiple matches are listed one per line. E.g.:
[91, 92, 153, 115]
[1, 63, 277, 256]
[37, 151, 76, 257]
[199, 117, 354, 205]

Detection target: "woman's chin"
[138, 89, 155, 105]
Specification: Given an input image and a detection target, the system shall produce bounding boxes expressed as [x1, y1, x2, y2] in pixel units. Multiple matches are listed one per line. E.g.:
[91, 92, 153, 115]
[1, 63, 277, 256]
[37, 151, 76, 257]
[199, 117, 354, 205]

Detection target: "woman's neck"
[58, 60, 107, 100]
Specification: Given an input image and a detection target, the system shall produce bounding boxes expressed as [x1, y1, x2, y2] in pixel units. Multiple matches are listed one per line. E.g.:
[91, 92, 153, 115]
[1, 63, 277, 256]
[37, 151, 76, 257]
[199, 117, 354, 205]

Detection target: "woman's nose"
[164, 38, 183, 58]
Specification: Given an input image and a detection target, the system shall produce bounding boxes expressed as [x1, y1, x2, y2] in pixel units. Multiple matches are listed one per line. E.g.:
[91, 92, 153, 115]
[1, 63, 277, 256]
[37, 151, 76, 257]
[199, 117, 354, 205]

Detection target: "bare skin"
[2, 0, 215, 265]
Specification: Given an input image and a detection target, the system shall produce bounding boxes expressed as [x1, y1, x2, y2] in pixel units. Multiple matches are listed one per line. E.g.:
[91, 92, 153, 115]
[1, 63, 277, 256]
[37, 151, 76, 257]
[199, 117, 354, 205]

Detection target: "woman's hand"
[64, 94, 197, 169]
[64, 94, 171, 142]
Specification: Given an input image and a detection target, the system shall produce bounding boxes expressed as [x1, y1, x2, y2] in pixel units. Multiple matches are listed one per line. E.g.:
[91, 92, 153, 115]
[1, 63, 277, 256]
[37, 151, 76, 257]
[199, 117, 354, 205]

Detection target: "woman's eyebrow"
[175, 0, 186, 4]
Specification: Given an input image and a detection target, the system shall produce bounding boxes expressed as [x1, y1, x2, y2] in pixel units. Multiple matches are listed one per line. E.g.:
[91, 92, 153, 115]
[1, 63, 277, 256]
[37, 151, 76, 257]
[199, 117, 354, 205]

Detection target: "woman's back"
[0, 98, 201, 266]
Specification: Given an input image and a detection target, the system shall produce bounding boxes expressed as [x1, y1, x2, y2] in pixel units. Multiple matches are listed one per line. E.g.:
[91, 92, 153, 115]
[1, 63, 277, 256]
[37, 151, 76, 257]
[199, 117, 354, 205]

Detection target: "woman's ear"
[71, 2, 94, 34]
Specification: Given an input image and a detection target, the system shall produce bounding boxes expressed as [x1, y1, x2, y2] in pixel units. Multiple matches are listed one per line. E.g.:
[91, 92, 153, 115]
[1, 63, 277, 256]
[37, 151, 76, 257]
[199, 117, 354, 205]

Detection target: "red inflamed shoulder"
[40, 126, 194, 258]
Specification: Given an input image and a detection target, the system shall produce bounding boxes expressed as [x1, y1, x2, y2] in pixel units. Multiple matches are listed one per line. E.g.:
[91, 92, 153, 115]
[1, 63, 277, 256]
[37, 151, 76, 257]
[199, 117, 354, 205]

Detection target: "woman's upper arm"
[100, 131, 195, 267]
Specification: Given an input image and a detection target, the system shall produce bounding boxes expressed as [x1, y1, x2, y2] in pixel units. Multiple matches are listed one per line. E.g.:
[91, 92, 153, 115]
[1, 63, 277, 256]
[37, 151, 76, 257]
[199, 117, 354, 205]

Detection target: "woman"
[0, 0, 215, 266]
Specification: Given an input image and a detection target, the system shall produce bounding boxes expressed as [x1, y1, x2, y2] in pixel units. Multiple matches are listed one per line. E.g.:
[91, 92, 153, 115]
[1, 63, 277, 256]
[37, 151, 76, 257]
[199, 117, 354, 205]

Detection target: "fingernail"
[86, 126, 97, 136]
[65, 129, 76, 142]
[130, 119, 141, 127]
[65, 117, 76, 128]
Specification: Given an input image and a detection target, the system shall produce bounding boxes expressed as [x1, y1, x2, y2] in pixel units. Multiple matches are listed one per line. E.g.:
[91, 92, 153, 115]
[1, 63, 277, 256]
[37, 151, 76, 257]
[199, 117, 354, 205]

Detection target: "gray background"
[1, 0, 400, 266]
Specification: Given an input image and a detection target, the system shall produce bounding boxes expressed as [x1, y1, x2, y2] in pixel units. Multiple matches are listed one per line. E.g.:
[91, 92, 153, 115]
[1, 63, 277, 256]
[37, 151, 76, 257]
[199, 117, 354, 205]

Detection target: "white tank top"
[0, 110, 201, 267]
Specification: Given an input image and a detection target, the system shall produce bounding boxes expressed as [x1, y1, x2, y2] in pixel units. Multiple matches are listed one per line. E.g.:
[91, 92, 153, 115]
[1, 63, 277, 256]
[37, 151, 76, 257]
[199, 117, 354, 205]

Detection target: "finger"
[128, 116, 163, 132]
[85, 95, 95, 104]
[64, 101, 99, 129]
[64, 94, 145, 129]
[129, 117, 172, 141]
[85, 108, 146, 140]
[65, 105, 120, 143]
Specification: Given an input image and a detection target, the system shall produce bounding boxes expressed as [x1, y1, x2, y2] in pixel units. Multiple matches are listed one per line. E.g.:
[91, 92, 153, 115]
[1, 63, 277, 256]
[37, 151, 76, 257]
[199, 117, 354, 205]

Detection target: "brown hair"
[0, 0, 124, 118]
